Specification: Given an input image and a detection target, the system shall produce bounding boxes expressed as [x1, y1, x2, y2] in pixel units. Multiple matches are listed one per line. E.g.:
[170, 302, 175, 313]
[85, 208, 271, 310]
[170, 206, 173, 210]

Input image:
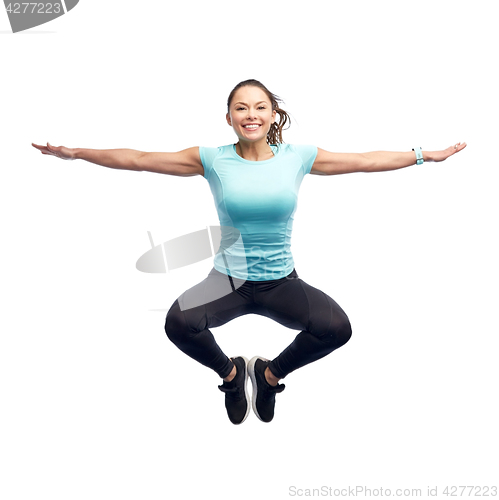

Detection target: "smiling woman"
[32, 78, 466, 425]
[226, 79, 290, 154]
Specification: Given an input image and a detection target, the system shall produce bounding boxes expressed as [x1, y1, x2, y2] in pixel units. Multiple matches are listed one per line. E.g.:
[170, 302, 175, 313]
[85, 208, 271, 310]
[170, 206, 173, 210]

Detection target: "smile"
[243, 124, 261, 130]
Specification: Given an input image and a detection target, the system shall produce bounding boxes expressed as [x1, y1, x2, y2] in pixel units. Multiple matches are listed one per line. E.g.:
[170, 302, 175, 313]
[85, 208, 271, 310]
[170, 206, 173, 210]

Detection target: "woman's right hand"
[32, 142, 76, 160]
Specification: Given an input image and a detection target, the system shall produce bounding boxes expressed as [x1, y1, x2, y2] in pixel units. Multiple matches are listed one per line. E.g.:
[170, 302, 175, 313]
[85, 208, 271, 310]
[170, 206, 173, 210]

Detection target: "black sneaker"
[248, 356, 285, 423]
[218, 356, 250, 425]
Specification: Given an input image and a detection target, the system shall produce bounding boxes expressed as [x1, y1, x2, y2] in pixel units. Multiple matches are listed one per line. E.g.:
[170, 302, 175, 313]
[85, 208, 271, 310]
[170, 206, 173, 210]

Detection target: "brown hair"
[227, 79, 291, 145]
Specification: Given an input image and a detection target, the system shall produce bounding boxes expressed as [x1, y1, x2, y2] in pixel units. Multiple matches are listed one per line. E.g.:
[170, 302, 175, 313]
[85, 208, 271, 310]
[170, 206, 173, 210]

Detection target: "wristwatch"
[412, 147, 424, 165]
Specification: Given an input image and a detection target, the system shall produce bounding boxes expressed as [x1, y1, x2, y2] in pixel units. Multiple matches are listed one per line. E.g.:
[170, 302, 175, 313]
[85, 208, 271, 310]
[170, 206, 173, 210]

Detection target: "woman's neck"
[235, 140, 274, 162]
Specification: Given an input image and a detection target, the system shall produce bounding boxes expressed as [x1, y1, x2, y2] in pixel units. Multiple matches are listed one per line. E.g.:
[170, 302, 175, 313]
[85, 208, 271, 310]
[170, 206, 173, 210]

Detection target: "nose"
[246, 108, 257, 120]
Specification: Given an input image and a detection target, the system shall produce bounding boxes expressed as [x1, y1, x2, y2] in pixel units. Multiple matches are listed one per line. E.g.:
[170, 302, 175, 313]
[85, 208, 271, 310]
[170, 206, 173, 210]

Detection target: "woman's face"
[226, 86, 276, 144]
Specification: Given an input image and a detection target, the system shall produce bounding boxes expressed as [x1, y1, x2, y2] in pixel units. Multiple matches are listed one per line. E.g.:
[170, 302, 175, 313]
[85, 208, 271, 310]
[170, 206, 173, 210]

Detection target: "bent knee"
[320, 314, 352, 348]
[164, 300, 188, 344]
[336, 315, 352, 347]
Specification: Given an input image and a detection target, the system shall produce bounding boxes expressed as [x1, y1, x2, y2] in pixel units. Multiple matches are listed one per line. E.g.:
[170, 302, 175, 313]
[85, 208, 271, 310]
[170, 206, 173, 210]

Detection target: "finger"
[33, 144, 49, 154]
[46, 143, 60, 155]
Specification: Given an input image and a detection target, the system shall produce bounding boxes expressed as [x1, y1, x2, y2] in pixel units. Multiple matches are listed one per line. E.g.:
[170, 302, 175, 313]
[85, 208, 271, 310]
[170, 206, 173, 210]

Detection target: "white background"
[1, 0, 498, 498]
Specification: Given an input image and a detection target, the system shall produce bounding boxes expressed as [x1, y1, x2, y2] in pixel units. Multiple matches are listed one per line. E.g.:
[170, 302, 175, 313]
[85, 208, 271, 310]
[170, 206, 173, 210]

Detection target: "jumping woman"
[32, 79, 466, 425]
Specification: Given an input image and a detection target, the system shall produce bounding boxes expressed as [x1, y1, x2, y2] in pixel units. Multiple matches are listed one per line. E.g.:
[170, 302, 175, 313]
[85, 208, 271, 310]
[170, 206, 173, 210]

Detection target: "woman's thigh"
[176, 267, 255, 331]
[254, 270, 350, 337]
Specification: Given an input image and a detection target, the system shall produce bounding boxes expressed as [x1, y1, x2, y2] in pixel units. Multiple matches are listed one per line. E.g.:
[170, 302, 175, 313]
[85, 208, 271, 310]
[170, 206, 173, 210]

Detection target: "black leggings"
[164, 267, 352, 379]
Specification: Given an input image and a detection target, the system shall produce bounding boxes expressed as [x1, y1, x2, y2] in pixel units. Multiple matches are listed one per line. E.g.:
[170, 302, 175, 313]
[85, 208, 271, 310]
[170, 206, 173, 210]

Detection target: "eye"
[236, 107, 246, 111]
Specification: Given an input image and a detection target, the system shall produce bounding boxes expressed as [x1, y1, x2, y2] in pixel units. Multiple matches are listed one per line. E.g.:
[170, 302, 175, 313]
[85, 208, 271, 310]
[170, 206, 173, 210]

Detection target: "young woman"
[32, 79, 466, 425]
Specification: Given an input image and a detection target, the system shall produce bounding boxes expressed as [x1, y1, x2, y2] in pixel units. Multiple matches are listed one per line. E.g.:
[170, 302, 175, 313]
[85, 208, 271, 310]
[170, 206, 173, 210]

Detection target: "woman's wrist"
[422, 150, 434, 162]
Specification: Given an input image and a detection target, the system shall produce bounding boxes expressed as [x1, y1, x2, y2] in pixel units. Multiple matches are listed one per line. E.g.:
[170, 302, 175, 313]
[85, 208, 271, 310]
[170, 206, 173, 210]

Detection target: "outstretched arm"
[310, 142, 467, 176]
[31, 143, 204, 177]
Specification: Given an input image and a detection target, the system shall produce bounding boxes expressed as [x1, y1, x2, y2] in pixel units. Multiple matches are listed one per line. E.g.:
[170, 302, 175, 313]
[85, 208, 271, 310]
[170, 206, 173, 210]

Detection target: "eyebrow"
[233, 101, 269, 106]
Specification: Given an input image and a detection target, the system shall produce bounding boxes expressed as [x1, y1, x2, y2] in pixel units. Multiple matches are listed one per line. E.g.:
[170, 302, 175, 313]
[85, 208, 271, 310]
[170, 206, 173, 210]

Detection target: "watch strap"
[412, 147, 424, 165]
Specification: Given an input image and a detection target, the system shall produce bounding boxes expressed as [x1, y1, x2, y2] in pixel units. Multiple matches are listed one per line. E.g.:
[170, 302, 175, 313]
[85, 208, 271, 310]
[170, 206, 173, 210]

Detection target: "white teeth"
[244, 125, 259, 129]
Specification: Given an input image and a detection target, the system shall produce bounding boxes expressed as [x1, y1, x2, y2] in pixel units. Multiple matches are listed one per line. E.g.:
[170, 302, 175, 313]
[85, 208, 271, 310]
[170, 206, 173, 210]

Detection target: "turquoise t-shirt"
[199, 143, 318, 281]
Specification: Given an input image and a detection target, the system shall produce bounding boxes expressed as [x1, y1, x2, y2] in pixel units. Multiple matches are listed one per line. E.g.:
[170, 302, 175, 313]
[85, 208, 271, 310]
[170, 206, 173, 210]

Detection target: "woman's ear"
[271, 109, 277, 123]
[226, 112, 232, 126]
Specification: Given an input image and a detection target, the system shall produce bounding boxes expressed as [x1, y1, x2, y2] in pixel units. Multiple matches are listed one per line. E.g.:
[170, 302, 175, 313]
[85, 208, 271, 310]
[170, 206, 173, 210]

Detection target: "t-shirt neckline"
[231, 144, 280, 164]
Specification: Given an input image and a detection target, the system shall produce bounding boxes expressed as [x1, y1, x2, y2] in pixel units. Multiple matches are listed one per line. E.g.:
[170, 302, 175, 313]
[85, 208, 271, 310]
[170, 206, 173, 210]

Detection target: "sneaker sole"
[248, 355, 269, 422]
[234, 355, 251, 425]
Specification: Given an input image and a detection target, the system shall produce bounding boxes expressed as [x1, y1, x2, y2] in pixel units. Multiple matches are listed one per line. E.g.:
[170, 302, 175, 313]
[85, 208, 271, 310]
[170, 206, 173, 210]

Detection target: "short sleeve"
[199, 146, 222, 181]
[293, 144, 318, 175]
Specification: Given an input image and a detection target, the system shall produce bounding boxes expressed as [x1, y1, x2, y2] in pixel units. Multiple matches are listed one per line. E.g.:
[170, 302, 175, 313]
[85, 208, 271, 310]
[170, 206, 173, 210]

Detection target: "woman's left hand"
[426, 142, 467, 162]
